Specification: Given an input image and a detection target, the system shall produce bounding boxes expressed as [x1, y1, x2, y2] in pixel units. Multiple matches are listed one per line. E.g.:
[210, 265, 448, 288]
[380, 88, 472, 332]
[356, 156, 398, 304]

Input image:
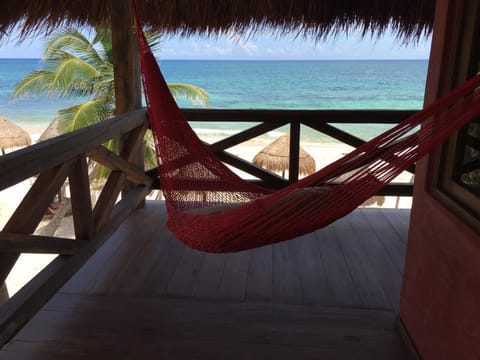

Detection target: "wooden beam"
[87, 145, 153, 186]
[0, 232, 87, 255]
[0, 110, 147, 192]
[92, 122, 150, 230]
[68, 155, 94, 241]
[110, 0, 142, 114]
[0, 185, 150, 348]
[208, 121, 289, 152]
[0, 161, 73, 286]
[304, 120, 366, 148]
[110, 0, 144, 202]
[182, 109, 416, 124]
[215, 151, 287, 186]
[93, 171, 126, 232]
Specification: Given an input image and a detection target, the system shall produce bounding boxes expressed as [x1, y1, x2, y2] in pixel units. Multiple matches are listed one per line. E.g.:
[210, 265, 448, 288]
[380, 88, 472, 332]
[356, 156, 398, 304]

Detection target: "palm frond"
[56, 99, 112, 133]
[48, 54, 100, 95]
[168, 83, 209, 106]
[13, 70, 55, 98]
[45, 27, 104, 66]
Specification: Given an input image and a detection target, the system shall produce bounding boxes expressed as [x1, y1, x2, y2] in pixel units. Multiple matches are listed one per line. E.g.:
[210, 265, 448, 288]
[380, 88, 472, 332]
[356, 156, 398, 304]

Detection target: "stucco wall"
[400, 151, 480, 359]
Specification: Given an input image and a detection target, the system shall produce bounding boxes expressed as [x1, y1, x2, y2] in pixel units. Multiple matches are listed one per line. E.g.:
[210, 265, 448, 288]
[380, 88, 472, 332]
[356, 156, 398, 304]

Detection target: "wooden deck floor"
[0, 201, 412, 359]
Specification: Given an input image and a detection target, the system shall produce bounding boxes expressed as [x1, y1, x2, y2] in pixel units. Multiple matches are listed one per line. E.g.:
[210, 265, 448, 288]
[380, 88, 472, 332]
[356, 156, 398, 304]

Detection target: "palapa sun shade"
[0, 116, 31, 154]
[37, 118, 61, 143]
[253, 135, 316, 177]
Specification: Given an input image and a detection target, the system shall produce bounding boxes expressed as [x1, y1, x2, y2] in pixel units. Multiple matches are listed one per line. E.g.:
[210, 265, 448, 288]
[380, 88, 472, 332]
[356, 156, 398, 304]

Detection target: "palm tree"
[13, 26, 209, 167]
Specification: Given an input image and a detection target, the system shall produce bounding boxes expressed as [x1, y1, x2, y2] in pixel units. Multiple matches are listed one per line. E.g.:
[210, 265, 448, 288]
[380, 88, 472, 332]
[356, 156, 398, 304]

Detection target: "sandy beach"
[1, 127, 413, 297]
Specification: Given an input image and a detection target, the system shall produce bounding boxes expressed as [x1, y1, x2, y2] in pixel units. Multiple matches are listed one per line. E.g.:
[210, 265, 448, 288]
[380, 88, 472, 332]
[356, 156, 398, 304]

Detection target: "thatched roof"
[253, 135, 316, 177]
[0, 116, 31, 151]
[1, 1, 435, 41]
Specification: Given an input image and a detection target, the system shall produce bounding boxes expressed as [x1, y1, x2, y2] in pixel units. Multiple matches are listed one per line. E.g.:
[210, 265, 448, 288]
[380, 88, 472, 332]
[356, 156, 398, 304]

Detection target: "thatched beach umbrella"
[38, 117, 61, 143]
[0, 116, 31, 154]
[253, 135, 316, 177]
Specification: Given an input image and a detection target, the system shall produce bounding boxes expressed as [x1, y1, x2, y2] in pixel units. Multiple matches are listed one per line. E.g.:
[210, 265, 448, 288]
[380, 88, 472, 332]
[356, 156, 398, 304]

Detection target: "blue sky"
[0, 28, 431, 60]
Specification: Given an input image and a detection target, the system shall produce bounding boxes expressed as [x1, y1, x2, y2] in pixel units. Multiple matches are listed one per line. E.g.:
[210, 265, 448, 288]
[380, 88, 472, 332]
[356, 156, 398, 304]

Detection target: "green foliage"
[13, 26, 209, 171]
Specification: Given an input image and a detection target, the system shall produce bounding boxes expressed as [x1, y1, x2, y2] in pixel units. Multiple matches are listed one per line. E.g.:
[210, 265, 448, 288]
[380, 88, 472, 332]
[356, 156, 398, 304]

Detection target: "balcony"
[0, 109, 415, 358]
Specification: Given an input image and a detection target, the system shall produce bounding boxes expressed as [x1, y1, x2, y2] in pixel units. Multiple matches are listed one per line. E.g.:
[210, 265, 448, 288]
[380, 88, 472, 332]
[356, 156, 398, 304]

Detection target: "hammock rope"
[133, 3, 480, 253]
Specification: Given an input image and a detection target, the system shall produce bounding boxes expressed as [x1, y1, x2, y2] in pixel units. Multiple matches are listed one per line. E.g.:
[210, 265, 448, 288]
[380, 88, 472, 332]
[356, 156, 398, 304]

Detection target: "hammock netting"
[134, 8, 480, 253]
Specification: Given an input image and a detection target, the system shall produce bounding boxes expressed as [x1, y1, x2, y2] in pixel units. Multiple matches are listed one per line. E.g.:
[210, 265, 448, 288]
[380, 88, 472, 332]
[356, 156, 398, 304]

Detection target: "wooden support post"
[289, 121, 301, 183]
[110, 0, 145, 204]
[110, 0, 142, 114]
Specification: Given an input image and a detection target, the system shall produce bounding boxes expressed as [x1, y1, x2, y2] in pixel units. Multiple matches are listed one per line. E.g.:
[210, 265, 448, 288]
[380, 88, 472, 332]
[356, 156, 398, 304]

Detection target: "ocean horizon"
[0, 58, 428, 143]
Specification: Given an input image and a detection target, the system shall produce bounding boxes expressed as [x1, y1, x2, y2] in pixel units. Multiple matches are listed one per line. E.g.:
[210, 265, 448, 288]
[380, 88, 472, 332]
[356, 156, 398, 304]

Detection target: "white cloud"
[240, 41, 258, 55]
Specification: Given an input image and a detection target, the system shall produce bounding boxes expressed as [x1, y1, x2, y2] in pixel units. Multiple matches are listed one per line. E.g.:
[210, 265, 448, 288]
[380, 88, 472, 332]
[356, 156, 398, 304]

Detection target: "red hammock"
[134, 11, 480, 253]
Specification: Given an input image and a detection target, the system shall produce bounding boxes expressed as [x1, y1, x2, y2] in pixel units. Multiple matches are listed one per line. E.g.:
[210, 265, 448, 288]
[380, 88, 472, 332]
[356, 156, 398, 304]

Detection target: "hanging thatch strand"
[253, 135, 316, 177]
[1, 0, 435, 42]
[0, 116, 31, 152]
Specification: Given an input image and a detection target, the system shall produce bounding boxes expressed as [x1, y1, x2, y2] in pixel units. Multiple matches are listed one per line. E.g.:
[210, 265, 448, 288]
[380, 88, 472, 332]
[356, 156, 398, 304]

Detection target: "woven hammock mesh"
[134, 5, 480, 252]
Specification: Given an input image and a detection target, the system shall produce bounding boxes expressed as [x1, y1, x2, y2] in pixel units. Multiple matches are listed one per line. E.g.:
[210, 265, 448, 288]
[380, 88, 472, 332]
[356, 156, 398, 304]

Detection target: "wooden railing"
[0, 109, 151, 346]
[0, 107, 416, 346]
[148, 109, 416, 196]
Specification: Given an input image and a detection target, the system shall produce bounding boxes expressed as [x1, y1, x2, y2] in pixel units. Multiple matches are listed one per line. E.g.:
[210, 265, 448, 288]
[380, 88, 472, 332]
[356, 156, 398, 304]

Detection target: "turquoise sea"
[0, 58, 428, 142]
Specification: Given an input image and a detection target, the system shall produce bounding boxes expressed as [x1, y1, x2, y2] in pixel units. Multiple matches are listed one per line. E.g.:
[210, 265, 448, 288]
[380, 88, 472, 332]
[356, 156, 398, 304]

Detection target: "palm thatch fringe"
[1, 0, 434, 42]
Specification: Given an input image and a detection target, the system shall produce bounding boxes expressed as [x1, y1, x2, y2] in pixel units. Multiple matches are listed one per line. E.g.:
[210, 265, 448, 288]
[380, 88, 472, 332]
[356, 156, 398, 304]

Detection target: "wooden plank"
[347, 210, 403, 310]
[165, 247, 205, 298]
[183, 108, 415, 124]
[90, 211, 172, 296]
[0, 110, 147, 192]
[93, 201, 187, 297]
[113, 232, 179, 296]
[2, 293, 411, 359]
[145, 234, 187, 297]
[245, 244, 273, 301]
[0, 232, 87, 255]
[191, 252, 227, 299]
[0, 161, 72, 286]
[0, 185, 150, 348]
[87, 145, 152, 186]
[60, 201, 168, 294]
[68, 155, 93, 241]
[380, 208, 411, 244]
[313, 225, 363, 307]
[218, 250, 250, 301]
[272, 239, 302, 304]
[296, 232, 331, 305]
[359, 208, 407, 274]
[333, 215, 390, 309]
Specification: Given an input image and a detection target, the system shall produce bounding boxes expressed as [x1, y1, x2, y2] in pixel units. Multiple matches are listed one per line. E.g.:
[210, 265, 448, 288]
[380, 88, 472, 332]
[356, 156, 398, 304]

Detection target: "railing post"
[289, 121, 301, 183]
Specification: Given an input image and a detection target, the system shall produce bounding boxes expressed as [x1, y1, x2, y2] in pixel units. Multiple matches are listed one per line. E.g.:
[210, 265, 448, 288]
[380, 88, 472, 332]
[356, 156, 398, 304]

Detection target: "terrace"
[0, 109, 414, 358]
[3, 0, 479, 358]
